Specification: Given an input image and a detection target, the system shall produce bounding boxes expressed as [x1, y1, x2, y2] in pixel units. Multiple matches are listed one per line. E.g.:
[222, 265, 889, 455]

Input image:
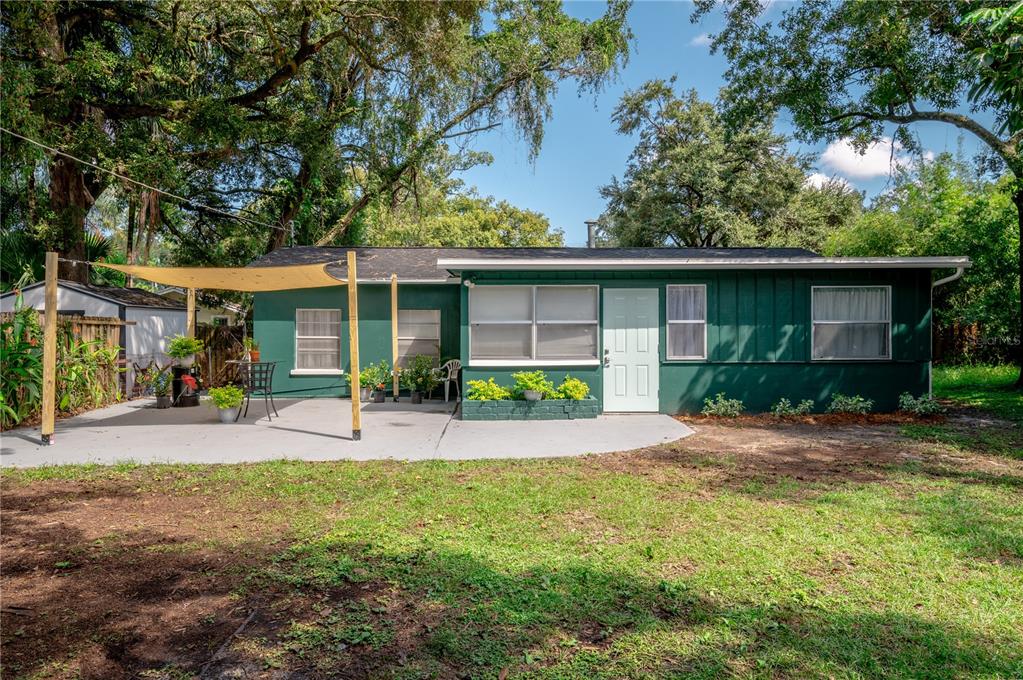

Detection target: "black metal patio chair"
[237, 361, 279, 422]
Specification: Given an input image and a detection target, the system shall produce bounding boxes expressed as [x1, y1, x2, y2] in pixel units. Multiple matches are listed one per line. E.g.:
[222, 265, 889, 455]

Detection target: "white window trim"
[469, 284, 599, 365]
[811, 285, 892, 361]
[295, 307, 343, 372]
[665, 284, 708, 361]
[290, 368, 345, 377]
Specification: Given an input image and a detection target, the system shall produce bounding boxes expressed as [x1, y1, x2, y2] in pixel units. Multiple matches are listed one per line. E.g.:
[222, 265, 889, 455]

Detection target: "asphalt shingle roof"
[0, 280, 186, 309]
[250, 246, 822, 282]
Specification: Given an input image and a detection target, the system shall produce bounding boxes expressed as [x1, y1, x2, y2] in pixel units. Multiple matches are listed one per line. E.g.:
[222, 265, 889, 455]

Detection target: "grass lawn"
[2, 369, 1022, 679]
[901, 364, 1022, 458]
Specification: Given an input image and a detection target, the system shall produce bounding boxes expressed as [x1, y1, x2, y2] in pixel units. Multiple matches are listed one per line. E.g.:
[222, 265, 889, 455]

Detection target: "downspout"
[928, 266, 966, 395]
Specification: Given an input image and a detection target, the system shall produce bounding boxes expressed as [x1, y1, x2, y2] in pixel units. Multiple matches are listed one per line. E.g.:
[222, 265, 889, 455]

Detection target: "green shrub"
[771, 397, 814, 417]
[1, 290, 122, 428]
[557, 375, 590, 400]
[166, 334, 204, 359]
[466, 378, 511, 401]
[898, 392, 945, 416]
[207, 385, 245, 409]
[511, 370, 556, 398]
[346, 360, 391, 390]
[826, 393, 874, 414]
[400, 355, 440, 393]
[701, 393, 745, 417]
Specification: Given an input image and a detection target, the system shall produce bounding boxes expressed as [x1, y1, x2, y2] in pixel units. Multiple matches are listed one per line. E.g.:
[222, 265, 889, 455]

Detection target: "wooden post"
[41, 252, 58, 445]
[347, 251, 362, 441]
[391, 273, 399, 401]
[186, 287, 196, 338]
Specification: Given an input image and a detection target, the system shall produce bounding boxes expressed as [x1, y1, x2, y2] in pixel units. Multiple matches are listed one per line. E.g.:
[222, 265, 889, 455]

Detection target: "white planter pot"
[218, 406, 240, 423]
[524, 390, 542, 401]
[177, 354, 195, 368]
[360, 386, 372, 402]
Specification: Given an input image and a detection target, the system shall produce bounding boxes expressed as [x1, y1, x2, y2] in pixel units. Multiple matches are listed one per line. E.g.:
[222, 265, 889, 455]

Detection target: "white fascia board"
[437, 256, 972, 272]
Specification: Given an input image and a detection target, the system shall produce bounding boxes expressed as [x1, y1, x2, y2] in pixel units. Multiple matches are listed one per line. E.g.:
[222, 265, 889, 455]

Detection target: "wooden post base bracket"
[41, 434, 54, 446]
[352, 429, 361, 441]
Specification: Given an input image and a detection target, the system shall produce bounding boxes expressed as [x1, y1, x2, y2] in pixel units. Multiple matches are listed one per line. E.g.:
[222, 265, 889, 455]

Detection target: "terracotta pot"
[248, 349, 260, 362]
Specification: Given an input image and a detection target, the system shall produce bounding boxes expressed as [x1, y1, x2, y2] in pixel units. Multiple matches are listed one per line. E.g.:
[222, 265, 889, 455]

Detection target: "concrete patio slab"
[0, 398, 693, 467]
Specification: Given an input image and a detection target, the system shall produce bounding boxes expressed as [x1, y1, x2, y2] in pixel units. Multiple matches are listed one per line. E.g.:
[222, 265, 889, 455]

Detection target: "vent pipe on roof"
[585, 220, 598, 249]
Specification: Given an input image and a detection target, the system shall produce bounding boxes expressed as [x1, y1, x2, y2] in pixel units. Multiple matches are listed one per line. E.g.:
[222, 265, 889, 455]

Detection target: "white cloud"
[819, 137, 922, 180]
[689, 33, 712, 47]
[804, 172, 853, 190]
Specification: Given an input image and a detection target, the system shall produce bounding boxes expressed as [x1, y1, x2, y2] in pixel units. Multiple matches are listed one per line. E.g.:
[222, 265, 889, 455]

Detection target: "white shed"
[1, 280, 187, 392]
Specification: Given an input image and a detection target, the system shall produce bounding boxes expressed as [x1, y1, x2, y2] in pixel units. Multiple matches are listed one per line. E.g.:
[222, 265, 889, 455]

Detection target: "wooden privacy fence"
[0, 311, 128, 410]
[196, 323, 247, 387]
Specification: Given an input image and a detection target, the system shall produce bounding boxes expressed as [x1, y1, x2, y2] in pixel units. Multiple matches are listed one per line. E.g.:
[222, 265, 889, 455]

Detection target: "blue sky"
[457, 1, 983, 246]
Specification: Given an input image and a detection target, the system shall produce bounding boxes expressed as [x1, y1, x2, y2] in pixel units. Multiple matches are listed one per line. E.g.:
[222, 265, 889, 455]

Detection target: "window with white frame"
[397, 309, 441, 367]
[469, 285, 598, 363]
[295, 309, 342, 370]
[812, 286, 891, 360]
[666, 284, 707, 359]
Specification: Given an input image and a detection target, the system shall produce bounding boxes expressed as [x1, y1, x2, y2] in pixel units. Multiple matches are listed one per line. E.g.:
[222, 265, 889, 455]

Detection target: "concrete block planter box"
[461, 396, 599, 421]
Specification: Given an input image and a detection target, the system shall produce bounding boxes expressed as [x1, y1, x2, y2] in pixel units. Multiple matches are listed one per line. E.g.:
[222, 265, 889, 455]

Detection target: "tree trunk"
[1013, 187, 1023, 389]
[49, 157, 93, 283]
[266, 158, 312, 253]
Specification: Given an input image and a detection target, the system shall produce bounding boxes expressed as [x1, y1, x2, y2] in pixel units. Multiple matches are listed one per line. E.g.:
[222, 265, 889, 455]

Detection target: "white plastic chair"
[440, 359, 462, 402]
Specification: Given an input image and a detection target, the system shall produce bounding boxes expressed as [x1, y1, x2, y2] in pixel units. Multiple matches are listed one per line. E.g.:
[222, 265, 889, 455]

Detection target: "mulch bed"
[679, 412, 946, 427]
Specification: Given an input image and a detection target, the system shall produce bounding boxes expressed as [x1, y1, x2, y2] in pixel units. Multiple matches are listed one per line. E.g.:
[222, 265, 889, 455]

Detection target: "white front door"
[602, 288, 659, 412]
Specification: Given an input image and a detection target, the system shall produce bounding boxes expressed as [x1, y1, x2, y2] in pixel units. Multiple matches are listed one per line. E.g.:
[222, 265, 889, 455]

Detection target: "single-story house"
[249, 246, 969, 413]
[154, 286, 246, 327]
[0, 279, 187, 391]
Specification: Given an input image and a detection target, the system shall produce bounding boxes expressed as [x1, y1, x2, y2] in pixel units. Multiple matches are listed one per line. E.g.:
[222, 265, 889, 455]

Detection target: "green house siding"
[459, 269, 932, 413]
[253, 283, 460, 397]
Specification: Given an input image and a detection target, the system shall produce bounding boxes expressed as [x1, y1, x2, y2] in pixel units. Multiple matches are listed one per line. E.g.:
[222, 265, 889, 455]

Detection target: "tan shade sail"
[93, 262, 345, 291]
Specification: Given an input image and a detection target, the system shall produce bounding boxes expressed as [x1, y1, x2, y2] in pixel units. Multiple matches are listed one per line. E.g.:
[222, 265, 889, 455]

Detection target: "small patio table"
[226, 360, 279, 422]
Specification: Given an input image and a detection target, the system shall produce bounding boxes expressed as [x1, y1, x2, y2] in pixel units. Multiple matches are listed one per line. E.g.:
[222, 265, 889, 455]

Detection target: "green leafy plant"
[0, 293, 43, 428]
[466, 378, 512, 401]
[243, 337, 259, 351]
[701, 393, 745, 417]
[556, 376, 590, 400]
[898, 392, 945, 416]
[346, 360, 392, 390]
[771, 397, 814, 417]
[166, 334, 204, 359]
[511, 370, 556, 398]
[827, 393, 874, 415]
[400, 355, 440, 393]
[207, 385, 245, 409]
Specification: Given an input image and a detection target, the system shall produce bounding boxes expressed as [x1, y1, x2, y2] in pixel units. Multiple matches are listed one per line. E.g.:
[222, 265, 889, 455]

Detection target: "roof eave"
[437, 256, 972, 273]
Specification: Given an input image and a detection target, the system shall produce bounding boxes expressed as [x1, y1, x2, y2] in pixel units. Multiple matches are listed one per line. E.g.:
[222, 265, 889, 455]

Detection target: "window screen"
[397, 309, 441, 367]
[666, 285, 706, 359]
[470, 285, 598, 362]
[296, 309, 341, 370]
[812, 286, 891, 360]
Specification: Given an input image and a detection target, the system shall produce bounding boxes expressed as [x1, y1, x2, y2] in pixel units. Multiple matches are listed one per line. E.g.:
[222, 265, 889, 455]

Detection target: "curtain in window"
[469, 286, 598, 362]
[397, 309, 441, 367]
[667, 285, 706, 359]
[812, 287, 890, 359]
[296, 309, 341, 369]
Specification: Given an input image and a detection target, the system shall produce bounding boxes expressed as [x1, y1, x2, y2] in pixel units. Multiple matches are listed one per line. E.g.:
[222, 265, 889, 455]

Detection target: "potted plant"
[511, 370, 555, 401]
[345, 360, 389, 402]
[400, 355, 440, 404]
[369, 359, 391, 403]
[152, 370, 172, 409]
[243, 336, 260, 362]
[207, 385, 245, 423]
[166, 334, 204, 368]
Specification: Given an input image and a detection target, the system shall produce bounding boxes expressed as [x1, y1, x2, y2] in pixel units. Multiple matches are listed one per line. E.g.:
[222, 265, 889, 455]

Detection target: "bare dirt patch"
[595, 419, 1023, 490]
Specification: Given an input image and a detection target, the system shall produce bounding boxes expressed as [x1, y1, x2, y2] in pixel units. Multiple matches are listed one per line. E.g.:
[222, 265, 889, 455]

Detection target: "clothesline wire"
[0, 126, 287, 232]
